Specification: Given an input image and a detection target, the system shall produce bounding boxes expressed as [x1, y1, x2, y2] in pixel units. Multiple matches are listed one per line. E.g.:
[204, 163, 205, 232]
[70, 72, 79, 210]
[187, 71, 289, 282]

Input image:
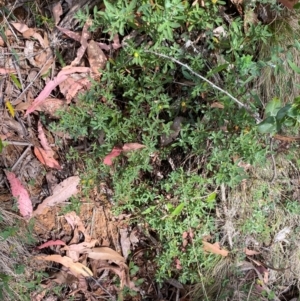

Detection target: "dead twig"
[11, 145, 31, 171]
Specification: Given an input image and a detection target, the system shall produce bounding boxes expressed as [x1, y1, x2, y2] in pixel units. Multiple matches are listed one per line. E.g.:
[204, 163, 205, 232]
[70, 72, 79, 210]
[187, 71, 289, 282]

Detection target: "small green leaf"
[206, 192, 217, 203]
[257, 116, 277, 134]
[265, 98, 282, 117]
[142, 206, 156, 215]
[207, 64, 229, 78]
[0, 138, 3, 153]
[276, 104, 291, 122]
[9, 74, 21, 89]
[170, 203, 184, 217]
[166, 203, 174, 211]
[288, 60, 300, 74]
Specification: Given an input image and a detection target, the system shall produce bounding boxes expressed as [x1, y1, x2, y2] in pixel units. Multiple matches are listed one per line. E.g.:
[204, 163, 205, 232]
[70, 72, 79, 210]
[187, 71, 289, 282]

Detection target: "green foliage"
[258, 97, 300, 134]
[53, 0, 300, 291]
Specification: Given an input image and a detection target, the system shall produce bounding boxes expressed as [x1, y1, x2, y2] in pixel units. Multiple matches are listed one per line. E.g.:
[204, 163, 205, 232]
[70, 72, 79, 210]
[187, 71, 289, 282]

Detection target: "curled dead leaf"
[36, 254, 93, 277]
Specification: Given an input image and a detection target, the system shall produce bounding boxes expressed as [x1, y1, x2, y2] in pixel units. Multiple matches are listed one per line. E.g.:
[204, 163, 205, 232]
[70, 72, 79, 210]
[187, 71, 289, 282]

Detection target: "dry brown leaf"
[87, 40, 107, 75]
[33, 176, 80, 216]
[36, 255, 93, 277]
[71, 19, 92, 66]
[120, 228, 131, 260]
[52, 2, 63, 25]
[202, 241, 228, 257]
[64, 211, 92, 242]
[35, 98, 66, 118]
[97, 263, 130, 289]
[59, 75, 91, 104]
[211, 102, 224, 109]
[122, 143, 145, 151]
[87, 247, 125, 263]
[62, 239, 98, 253]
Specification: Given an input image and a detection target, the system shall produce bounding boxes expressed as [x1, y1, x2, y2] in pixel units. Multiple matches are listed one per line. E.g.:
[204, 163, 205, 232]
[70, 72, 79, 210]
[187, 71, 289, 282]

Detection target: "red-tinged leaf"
[25, 67, 90, 116]
[122, 143, 145, 151]
[36, 240, 66, 249]
[4, 170, 32, 219]
[112, 34, 122, 50]
[56, 26, 81, 42]
[37, 121, 53, 154]
[0, 68, 16, 74]
[33, 176, 80, 216]
[103, 147, 122, 166]
[34, 147, 61, 170]
[97, 42, 110, 51]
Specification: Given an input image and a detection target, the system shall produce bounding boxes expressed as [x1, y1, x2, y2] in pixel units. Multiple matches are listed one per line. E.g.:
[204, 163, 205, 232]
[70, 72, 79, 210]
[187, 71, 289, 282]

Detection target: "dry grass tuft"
[257, 13, 300, 104]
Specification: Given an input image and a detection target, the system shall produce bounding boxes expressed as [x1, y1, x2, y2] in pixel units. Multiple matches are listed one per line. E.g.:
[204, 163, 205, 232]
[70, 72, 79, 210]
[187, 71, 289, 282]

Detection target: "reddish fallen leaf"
[56, 26, 81, 42]
[34, 121, 62, 169]
[0, 68, 16, 74]
[36, 255, 93, 277]
[103, 147, 122, 166]
[175, 258, 182, 270]
[122, 143, 145, 151]
[103, 143, 145, 165]
[33, 176, 80, 216]
[202, 241, 228, 257]
[34, 147, 61, 169]
[36, 240, 66, 249]
[112, 34, 122, 50]
[25, 66, 90, 116]
[5, 171, 33, 219]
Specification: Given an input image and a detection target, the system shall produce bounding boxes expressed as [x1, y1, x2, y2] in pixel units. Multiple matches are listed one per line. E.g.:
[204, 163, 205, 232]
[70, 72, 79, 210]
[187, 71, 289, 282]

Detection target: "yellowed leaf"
[202, 241, 228, 256]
